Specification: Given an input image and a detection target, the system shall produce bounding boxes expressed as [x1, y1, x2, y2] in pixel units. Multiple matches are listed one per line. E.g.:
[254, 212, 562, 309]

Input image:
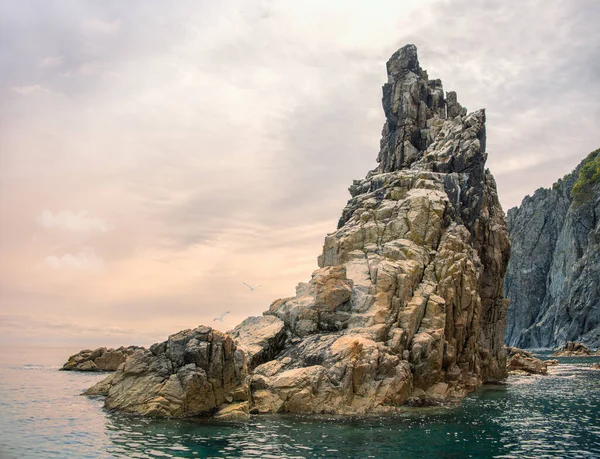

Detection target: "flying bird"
[213, 311, 230, 322]
[242, 282, 261, 292]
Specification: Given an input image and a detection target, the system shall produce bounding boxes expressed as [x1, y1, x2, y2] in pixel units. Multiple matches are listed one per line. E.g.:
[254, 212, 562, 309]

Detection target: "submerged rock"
[552, 341, 596, 357]
[86, 44, 510, 417]
[505, 149, 600, 349]
[61, 346, 144, 372]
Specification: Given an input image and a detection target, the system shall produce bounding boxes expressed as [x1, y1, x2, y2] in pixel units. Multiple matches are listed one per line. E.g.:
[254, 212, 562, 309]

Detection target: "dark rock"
[229, 316, 287, 370]
[505, 149, 600, 349]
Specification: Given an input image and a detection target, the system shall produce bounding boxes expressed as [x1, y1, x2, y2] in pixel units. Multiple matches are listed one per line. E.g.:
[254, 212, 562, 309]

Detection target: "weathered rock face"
[229, 315, 287, 370]
[61, 346, 144, 372]
[86, 44, 510, 417]
[254, 44, 510, 413]
[505, 149, 600, 349]
[88, 326, 248, 417]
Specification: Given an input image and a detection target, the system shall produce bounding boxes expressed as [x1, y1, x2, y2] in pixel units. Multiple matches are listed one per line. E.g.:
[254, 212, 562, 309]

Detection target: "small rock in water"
[61, 346, 144, 372]
[552, 341, 595, 357]
[507, 352, 549, 375]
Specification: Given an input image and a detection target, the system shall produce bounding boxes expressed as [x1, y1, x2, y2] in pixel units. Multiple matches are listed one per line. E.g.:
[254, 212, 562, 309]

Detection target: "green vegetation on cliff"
[571, 149, 600, 204]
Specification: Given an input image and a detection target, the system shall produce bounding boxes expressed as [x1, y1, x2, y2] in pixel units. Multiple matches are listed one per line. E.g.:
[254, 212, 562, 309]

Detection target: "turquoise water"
[0, 346, 599, 458]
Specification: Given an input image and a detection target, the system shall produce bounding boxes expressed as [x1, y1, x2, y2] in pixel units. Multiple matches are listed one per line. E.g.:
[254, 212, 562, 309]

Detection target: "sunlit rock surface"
[88, 326, 249, 417]
[61, 346, 144, 372]
[87, 44, 510, 417]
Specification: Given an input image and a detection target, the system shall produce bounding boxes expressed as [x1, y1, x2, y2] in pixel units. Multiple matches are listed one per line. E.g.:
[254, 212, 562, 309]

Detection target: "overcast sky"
[1, 0, 599, 347]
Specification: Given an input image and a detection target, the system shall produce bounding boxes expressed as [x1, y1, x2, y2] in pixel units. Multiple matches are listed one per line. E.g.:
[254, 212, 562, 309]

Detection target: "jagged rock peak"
[386, 43, 420, 75]
[87, 45, 509, 418]
[377, 44, 467, 173]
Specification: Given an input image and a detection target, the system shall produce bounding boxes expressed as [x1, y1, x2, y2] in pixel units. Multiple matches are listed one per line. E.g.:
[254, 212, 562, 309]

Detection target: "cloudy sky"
[1, 0, 599, 347]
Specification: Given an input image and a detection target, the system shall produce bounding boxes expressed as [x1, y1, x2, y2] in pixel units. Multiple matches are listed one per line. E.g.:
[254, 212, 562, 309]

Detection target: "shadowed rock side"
[505, 149, 600, 349]
[61, 346, 144, 371]
[87, 44, 510, 417]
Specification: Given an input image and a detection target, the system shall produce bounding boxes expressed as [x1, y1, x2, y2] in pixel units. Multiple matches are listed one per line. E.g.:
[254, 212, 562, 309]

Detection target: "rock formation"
[61, 346, 144, 372]
[85, 326, 249, 417]
[504, 345, 534, 359]
[552, 341, 597, 357]
[504, 346, 555, 375]
[87, 44, 510, 417]
[506, 353, 548, 375]
[505, 149, 600, 349]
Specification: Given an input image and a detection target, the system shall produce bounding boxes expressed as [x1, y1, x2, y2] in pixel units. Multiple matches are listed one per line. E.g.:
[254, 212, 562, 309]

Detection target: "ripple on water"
[1, 348, 600, 458]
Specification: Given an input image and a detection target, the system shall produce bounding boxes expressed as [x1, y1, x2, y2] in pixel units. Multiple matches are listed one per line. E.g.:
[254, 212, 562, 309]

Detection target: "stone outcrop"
[504, 345, 534, 359]
[505, 149, 600, 349]
[61, 346, 144, 372]
[552, 341, 596, 357]
[506, 353, 549, 375]
[87, 326, 248, 417]
[86, 44, 510, 417]
[504, 346, 557, 375]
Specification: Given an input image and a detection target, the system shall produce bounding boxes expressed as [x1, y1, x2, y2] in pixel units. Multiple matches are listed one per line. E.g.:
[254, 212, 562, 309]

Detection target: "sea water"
[0, 346, 599, 458]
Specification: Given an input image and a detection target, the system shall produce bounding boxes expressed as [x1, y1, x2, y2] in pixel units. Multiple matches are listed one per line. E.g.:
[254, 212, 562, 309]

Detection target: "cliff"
[505, 149, 600, 348]
[86, 44, 510, 417]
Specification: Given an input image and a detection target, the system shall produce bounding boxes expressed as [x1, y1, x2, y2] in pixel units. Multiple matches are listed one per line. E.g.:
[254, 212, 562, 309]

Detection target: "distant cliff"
[505, 149, 600, 348]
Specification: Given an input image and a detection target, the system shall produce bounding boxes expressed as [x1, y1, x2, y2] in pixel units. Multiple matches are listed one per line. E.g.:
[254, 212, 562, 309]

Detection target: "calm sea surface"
[0, 345, 599, 459]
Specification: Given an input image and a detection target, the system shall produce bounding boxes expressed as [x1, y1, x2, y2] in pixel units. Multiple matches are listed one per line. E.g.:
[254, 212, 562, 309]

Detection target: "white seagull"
[213, 311, 230, 322]
[242, 282, 261, 292]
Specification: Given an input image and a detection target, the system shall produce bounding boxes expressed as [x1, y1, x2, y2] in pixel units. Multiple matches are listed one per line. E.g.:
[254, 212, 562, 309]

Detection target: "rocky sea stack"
[87, 44, 510, 417]
[505, 149, 600, 349]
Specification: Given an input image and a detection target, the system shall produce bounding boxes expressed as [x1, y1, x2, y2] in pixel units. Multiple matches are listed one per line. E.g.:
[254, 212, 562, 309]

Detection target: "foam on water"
[0, 346, 599, 458]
